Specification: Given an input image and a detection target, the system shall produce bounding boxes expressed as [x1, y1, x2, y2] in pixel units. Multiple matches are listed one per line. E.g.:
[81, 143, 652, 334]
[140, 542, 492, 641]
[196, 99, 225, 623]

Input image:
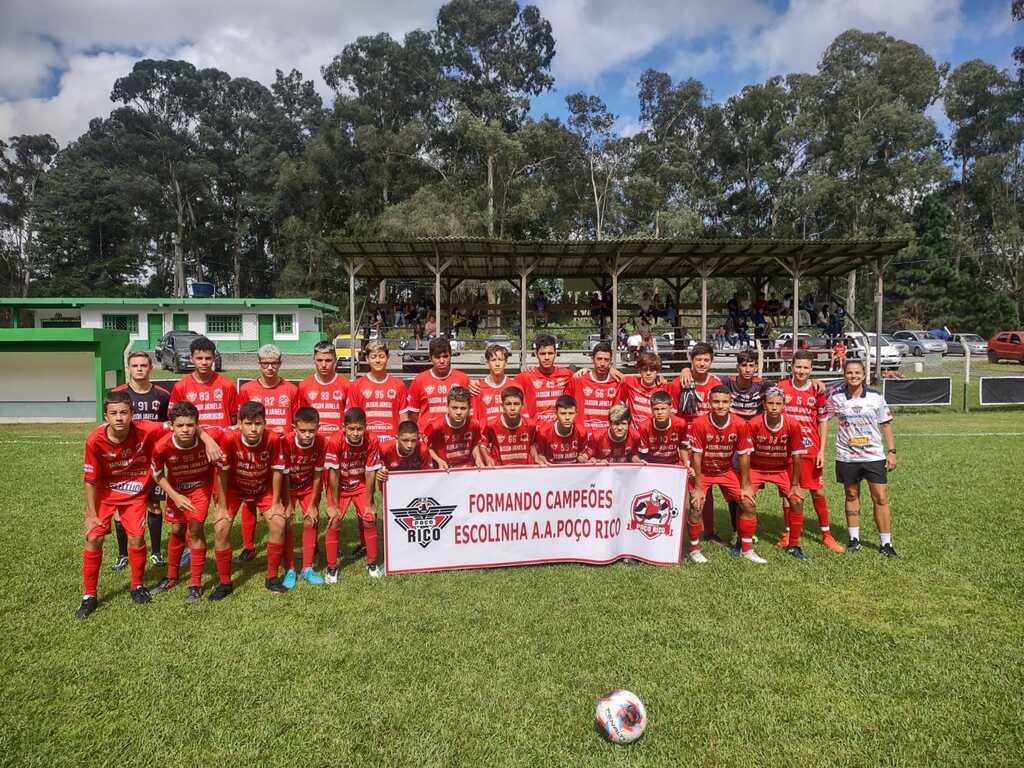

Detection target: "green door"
[147, 314, 164, 349]
[258, 314, 274, 347]
[172, 313, 189, 331]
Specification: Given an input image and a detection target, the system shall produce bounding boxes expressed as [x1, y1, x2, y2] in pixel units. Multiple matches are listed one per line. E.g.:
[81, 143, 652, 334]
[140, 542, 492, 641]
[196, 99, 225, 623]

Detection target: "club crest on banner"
[390, 496, 457, 548]
[629, 490, 678, 539]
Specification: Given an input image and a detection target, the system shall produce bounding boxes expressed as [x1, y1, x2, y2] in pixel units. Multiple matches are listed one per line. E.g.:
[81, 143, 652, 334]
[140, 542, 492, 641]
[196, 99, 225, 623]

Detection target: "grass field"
[1, 411, 1023, 767]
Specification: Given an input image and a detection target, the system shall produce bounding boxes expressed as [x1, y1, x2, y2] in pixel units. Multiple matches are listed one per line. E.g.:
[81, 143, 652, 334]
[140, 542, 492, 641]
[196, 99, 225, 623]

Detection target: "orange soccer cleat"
[822, 533, 845, 554]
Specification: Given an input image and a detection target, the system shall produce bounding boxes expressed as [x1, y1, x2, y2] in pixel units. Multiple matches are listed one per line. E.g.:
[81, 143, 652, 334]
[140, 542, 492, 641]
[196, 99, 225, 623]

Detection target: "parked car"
[843, 333, 902, 370]
[651, 336, 691, 369]
[892, 330, 948, 356]
[987, 331, 1024, 364]
[774, 333, 815, 349]
[882, 334, 910, 356]
[946, 333, 988, 357]
[155, 332, 223, 373]
[484, 334, 515, 353]
[399, 334, 465, 355]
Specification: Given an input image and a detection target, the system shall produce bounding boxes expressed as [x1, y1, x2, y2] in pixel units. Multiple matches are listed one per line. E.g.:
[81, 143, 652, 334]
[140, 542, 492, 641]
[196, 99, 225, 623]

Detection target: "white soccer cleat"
[741, 549, 767, 564]
[688, 550, 708, 564]
[324, 567, 338, 584]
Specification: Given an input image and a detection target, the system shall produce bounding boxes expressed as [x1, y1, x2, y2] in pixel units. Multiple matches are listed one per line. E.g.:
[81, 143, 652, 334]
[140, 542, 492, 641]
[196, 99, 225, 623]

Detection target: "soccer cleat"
[233, 548, 255, 564]
[282, 569, 297, 590]
[180, 549, 191, 567]
[130, 586, 152, 604]
[879, 543, 899, 558]
[75, 596, 98, 619]
[687, 550, 708, 564]
[110, 555, 129, 572]
[822, 534, 845, 554]
[208, 583, 233, 601]
[846, 537, 862, 552]
[775, 532, 791, 549]
[787, 546, 808, 561]
[701, 531, 724, 544]
[350, 543, 367, 558]
[324, 567, 338, 584]
[149, 577, 177, 596]
[367, 564, 384, 578]
[184, 586, 202, 604]
[265, 577, 288, 593]
[301, 567, 324, 585]
[740, 549, 767, 564]
[727, 543, 741, 558]
[150, 552, 167, 567]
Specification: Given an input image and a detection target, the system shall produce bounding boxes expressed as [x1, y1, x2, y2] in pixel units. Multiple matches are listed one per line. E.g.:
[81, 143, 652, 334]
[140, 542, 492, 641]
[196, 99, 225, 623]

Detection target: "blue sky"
[0, 0, 1020, 145]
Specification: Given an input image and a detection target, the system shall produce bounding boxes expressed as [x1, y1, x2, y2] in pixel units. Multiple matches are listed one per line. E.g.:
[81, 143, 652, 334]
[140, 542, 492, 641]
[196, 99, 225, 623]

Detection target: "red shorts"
[750, 469, 793, 496]
[164, 485, 212, 524]
[225, 489, 275, 518]
[778, 459, 823, 493]
[292, 489, 319, 515]
[91, 496, 147, 538]
[701, 471, 743, 502]
[336, 488, 372, 522]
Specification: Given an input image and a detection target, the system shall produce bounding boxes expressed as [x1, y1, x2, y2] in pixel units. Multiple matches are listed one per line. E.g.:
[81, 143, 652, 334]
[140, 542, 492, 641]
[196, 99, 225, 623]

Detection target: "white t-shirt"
[827, 385, 893, 463]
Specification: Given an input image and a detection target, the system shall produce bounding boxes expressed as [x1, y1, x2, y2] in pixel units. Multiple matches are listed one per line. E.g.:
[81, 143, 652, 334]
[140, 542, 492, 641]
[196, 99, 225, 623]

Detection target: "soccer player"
[615, 351, 670, 425]
[472, 344, 516, 425]
[636, 391, 689, 468]
[405, 336, 471, 424]
[324, 407, 384, 580]
[149, 401, 222, 602]
[687, 386, 756, 564]
[515, 334, 573, 426]
[111, 351, 171, 570]
[532, 395, 590, 465]
[377, 421, 430, 480]
[744, 387, 808, 561]
[211, 401, 289, 599]
[777, 350, 845, 553]
[294, 341, 349, 434]
[347, 341, 408, 444]
[168, 336, 237, 427]
[480, 386, 536, 467]
[284, 407, 327, 587]
[422, 387, 486, 469]
[237, 344, 298, 433]
[723, 349, 772, 543]
[827, 359, 898, 557]
[569, 341, 620, 432]
[587, 404, 645, 463]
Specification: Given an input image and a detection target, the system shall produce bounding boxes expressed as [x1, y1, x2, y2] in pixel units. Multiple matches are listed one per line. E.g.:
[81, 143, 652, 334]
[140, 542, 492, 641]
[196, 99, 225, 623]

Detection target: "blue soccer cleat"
[282, 569, 297, 590]
[301, 567, 324, 585]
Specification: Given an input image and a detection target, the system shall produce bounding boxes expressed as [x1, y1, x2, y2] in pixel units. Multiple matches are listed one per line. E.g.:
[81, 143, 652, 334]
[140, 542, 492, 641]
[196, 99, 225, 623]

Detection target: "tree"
[565, 93, 622, 240]
[1013, 0, 1023, 84]
[0, 134, 59, 295]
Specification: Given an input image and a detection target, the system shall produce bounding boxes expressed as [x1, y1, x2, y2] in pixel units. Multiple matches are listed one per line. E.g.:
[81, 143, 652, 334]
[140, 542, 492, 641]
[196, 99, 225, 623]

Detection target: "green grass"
[1, 412, 1023, 767]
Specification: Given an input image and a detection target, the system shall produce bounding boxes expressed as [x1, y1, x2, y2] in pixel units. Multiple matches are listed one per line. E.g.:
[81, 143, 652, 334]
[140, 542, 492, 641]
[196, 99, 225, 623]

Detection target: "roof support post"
[773, 254, 803, 356]
[609, 251, 638, 367]
[700, 271, 709, 343]
[519, 259, 538, 370]
[872, 256, 893, 390]
[425, 247, 454, 339]
[345, 257, 365, 378]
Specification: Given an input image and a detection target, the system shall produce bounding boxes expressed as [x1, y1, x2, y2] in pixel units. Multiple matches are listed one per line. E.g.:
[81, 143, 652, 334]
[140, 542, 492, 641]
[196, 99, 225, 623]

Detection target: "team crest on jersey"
[629, 490, 678, 539]
[532, 380, 543, 389]
[608, 386, 616, 396]
[214, 390, 223, 400]
[387, 388, 397, 399]
[483, 395, 493, 405]
[186, 392, 198, 402]
[362, 389, 372, 400]
[278, 395, 290, 405]
[308, 390, 319, 400]
[424, 385, 435, 396]
[497, 434, 506, 443]
[391, 496, 457, 548]
[583, 386, 593, 397]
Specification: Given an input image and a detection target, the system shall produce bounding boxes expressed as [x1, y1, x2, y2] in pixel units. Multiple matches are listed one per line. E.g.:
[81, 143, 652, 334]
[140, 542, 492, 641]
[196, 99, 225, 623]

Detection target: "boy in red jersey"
[169, 336, 237, 428]
[569, 341, 619, 431]
[615, 351, 670, 425]
[405, 337, 471, 423]
[687, 386, 756, 564]
[211, 401, 289, 599]
[480, 386, 536, 467]
[294, 341, 349, 435]
[324, 407, 383, 579]
[587, 404, 645, 463]
[377, 421, 430, 480]
[347, 341, 408, 443]
[472, 344, 516, 425]
[149, 401, 223, 603]
[515, 334, 572, 426]
[744, 387, 807, 560]
[636, 391, 689, 467]
[532, 395, 591, 465]
[422, 387, 486, 469]
[776, 350, 844, 553]
[237, 344, 298, 433]
[284, 407, 327, 588]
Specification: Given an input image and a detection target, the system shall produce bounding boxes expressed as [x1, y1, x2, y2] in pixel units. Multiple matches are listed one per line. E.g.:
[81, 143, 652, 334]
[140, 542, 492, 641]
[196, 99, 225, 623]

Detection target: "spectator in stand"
[393, 304, 403, 328]
[617, 325, 628, 351]
[830, 338, 848, 372]
[714, 325, 727, 350]
[664, 293, 677, 325]
[424, 312, 437, 339]
[535, 290, 549, 326]
[638, 291, 652, 323]
[468, 310, 480, 338]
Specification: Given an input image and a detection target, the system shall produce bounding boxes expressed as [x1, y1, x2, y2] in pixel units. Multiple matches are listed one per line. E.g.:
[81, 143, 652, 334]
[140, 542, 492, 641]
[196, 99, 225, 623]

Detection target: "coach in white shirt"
[826, 359, 899, 558]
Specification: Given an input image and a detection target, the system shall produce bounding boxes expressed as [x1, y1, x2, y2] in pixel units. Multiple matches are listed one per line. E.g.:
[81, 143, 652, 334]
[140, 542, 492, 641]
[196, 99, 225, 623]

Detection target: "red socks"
[167, 531, 186, 580]
[127, 545, 147, 590]
[687, 520, 703, 552]
[701, 492, 716, 533]
[781, 499, 791, 536]
[360, 518, 378, 564]
[302, 524, 317, 569]
[325, 527, 340, 569]
[189, 547, 206, 587]
[266, 541, 283, 579]
[813, 495, 831, 534]
[82, 549, 102, 597]
[215, 548, 233, 585]
[788, 507, 804, 546]
[737, 516, 757, 552]
[241, 505, 257, 550]
[282, 524, 295, 572]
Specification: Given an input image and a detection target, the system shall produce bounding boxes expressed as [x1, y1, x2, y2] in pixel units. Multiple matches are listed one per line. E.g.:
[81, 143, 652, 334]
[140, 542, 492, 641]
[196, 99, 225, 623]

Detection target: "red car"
[987, 331, 1024, 364]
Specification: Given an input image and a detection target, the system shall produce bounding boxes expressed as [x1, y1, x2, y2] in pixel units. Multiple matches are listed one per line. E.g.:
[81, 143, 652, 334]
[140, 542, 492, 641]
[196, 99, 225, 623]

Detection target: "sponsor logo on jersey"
[628, 490, 678, 539]
[390, 496, 457, 549]
[109, 480, 145, 495]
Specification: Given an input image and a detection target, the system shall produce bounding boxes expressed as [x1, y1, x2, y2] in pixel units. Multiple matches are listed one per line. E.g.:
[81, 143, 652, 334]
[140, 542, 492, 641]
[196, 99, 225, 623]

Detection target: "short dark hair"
[344, 407, 366, 425]
[169, 400, 200, 422]
[555, 394, 576, 410]
[238, 401, 266, 422]
[447, 386, 470, 404]
[428, 336, 451, 357]
[709, 384, 731, 397]
[591, 340, 612, 357]
[103, 390, 133, 412]
[690, 342, 714, 360]
[501, 385, 524, 402]
[736, 350, 757, 365]
[843, 358, 865, 371]
[793, 350, 815, 362]
[397, 420, 419, 436]
[293, 406, 320, 425]
[189, 336, 217, 355]
[534, 334, 557, 351]
[636, 351, 661, 369]
[650, 391, 672, 407]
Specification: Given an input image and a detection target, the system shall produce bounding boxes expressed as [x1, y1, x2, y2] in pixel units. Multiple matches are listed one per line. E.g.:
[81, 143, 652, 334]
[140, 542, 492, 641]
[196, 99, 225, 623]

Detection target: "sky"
[0, 0, 1020, 147]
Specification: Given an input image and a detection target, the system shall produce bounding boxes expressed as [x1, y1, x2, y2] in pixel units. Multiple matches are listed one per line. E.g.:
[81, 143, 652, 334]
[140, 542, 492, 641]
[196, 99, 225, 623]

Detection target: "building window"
[275, 314, 294, 334]
[314, 315, 323, 333]
[102, 314, 139, 334]
[206, 314, 242, 334]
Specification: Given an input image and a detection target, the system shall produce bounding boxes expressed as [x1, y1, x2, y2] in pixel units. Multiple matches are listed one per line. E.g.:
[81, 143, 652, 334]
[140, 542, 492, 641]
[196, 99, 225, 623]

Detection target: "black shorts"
[835, 460, 887, 486]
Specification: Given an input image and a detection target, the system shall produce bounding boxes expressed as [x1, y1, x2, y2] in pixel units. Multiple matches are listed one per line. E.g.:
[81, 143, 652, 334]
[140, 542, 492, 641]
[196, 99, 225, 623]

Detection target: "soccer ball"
[595, 689, 647, 744]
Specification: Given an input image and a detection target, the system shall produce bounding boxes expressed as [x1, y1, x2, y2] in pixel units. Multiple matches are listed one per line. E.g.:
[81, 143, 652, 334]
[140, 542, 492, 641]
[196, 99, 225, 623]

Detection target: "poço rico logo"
[628, 490, 678, 539]
[390, 496, 457, 548]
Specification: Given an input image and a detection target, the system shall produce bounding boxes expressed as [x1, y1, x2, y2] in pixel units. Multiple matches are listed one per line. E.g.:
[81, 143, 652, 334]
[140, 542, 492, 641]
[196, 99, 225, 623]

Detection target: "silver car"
[484, 334, 514, 353]
[893, 330, 948, 356]
[882, 334, 910, 356]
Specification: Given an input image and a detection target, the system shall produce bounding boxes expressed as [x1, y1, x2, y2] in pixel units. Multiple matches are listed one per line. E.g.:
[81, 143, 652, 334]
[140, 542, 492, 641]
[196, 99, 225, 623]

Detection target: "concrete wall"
[0, 350, 96, 420]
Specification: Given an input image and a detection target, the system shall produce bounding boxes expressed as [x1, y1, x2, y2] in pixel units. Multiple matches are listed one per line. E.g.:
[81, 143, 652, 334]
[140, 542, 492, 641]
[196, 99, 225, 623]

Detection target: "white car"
[844, 333, 902, 370]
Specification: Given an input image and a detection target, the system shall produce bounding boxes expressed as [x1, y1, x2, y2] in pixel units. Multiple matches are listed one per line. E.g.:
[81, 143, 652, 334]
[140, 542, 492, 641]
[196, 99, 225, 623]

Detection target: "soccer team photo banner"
[383, 464, 688, 574]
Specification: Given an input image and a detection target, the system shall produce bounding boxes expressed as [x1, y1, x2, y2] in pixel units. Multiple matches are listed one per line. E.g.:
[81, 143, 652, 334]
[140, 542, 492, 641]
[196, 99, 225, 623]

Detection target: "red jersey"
[615, 375, 669, 424]
[150, 428, 222, 493]
[379, 440, 430, 472]
[779, 379, 829, 454]
[217, 429, 287, 498]
[588, 427, 645, 462]
[748, 414, 805, 472]
[535, 422, 590, 464]
[688, 414, 753, 475]
[516, 366, 572, 425]
[422, 415, 483, 468]
[169, 374, 237, 427]
[325, 433, 382, 493]
[472, 376, 515, 425]
[84, 420, 164, 501]
[483, 416, 536, 466]
[283, 432, 326, 494]
[237, 378, 298, 432]
[347, 373, 407, 441]
[668, 373, 721, 424]
[636, 416, 689, 465]
[405, 369, 471, 421]
[294, 374, 349, 434]
[569, 370, 620, 431]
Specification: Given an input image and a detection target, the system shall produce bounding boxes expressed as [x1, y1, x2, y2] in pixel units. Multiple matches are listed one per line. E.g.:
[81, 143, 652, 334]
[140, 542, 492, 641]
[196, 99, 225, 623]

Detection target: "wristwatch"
[886, 448, 896, 455]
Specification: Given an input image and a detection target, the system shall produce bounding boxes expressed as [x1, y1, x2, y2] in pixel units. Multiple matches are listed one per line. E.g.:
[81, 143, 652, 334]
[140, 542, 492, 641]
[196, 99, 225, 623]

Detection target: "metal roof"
[331, 236, 909, 280]
[0, 297, 339, 312]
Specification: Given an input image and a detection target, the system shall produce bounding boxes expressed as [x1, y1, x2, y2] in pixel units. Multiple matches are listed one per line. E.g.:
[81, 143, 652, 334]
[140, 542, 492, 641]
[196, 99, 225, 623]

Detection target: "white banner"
[383, 464, 688, 574]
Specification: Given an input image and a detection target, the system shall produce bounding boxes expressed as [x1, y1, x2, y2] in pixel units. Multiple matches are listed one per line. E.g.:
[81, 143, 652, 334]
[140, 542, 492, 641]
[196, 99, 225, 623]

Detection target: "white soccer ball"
[595, 689, 647, 744]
